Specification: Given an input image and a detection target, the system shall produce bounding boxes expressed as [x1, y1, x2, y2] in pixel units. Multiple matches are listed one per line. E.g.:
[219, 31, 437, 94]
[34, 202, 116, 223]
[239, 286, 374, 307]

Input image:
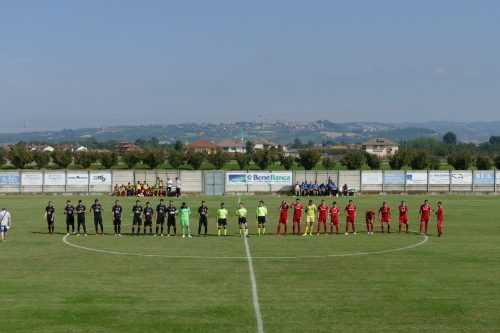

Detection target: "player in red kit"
[365, 210, 375, 234]
[433, 202, 444, 237]
[398, 200, 409, 234]
[316, 200, 328, 235]
[276, 200, 290, 236]
[378, 202, 391, 233]
[344, 200, 357, 235]
[291, 198, 303, 235]
[418, 200, 431, 234]
[329, 202, 340, 234]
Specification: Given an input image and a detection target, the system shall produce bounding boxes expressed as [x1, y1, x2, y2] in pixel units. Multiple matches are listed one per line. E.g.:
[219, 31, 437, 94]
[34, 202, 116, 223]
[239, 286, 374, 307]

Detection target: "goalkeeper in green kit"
[177, 202, 192, 238]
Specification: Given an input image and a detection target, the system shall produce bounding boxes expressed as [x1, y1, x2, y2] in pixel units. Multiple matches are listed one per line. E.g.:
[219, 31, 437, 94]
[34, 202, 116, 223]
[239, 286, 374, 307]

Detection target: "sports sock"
[336, 226, 339, 233]
[353, 225, 356, 232]
[167, 226, 170, 234]
[240, 228, 243, 235]
[298, 225, 301, 234]
[388, 225, 390, 232]
[51, 225, 54, 233]
[161, 226, 164, 234]
[83, 225, 86, 234]
[277, 226, 281, 235]
[100, 222, 104, 233]
[198, 226, 201, 235]
[399, 225, 402, 233]
[317, 225, 320, 234]
[187, 227, 191, 236]
[425, 224, 428, 233]
[114, 225, 117, 233]
[137, 227, 141, 235]
[323, 224, 327, 234]
[420, 224, 423, 233]
[182, 227, 185, 236]
[95, 225, 98, 233]
[48, 225, 51, 233]
[381, 225, 384, 232]
[406, 224, 409, 233]
[132, 226, 134, 234]
[346, 225, 349, 233]
[218, 229, 221, 236]
[118, 226, 121, 234]
[143, 229, 146, 235]
[284, 226, 288, 235]
[174, 227, 177, 235]
[156, 226, 159, 234]
[258, 227, 260, 235]
[67, 225, 70, 233]
[293, 224, 296, 233]
[263, 227, 266, 234]
[204, 225, 207, 235]
[224, 228, 227, 236]
[150, 228, 152, 235]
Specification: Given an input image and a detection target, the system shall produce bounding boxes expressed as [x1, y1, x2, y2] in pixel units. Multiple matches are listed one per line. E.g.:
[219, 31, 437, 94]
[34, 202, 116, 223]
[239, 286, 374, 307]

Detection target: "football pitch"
[0, 194, 499, 333]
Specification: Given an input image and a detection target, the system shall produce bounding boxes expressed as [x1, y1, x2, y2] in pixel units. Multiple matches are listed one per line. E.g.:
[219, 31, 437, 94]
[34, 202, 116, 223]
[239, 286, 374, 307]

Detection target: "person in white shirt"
[175, 177, 181, 197]
[166, 177, 173, 196]
[0, 207, 12, 243]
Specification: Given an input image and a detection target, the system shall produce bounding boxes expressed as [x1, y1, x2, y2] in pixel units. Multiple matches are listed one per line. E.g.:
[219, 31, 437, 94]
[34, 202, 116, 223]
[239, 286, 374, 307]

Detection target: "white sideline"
[244, 229, 264, 333]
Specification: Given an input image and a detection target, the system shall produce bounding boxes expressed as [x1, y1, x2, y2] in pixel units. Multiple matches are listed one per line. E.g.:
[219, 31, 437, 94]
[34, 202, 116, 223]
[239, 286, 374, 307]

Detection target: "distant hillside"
[0, 120, 498, 145]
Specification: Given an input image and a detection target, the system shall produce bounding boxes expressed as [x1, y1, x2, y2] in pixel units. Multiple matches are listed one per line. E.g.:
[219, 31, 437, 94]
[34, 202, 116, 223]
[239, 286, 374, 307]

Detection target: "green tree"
[388, 150, 410, 170]
[489, 136, 500, 145]
[0, 147, 6, 167]
[7, 145, 33, 169]
[252, 149, 277, 170]
[121, 150, 143, 169]
[277, 152, 295, 170]
[235, 152, 251, 170]
[409, 150, 430, 170]
[429, 156, 441, 170]
[321, 156, 336, 170]
[32, 150, 51, 169]
[168, 150, 186, 169]
[207, 149, 231, 170]
[245, 141, 255, 155]
[339, 150, 365, 170]
[185, 148, 207, 170]
[364, 152, 381, 170]
[493, 155, 500, 170]
[443, 132, 457, 145]
[446, 150, 474, 170]
[52, 149, 73, 169]
[74, 151, 97, 169]
[296, 149, 322, 170]
[174, 140, 185, 152]
[142, 147, 167, 169]
[474, 154, 492, 170]
[98, 151, 119, 169]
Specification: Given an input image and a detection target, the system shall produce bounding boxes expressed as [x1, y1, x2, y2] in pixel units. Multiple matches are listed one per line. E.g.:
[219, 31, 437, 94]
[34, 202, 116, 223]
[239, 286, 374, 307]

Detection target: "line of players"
[276, 198, 444, 237]
[42, 198, 444, 238]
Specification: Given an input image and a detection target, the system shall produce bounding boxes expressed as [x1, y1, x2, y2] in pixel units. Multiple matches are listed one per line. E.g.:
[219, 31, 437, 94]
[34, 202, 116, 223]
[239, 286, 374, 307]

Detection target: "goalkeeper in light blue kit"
[177, 202, 192, 238]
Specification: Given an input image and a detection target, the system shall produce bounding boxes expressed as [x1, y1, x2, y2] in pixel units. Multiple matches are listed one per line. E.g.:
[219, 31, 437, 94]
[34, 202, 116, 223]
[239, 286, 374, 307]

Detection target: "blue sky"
[1, 1, 499, 132]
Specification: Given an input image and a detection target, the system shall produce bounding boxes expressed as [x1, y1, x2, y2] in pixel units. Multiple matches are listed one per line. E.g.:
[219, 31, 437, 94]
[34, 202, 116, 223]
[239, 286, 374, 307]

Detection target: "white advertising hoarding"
[406, 172, 428, 184]
[227, 172, 293, 185]
[44, 173, 66, 186]
[429, 172, 450, 185]
[361, 172, 383, 185]
[22, 173, 43, 186]
[90, 173, 112, 185]
[67, 173, 89, 185]
[451, 172, 472, 185]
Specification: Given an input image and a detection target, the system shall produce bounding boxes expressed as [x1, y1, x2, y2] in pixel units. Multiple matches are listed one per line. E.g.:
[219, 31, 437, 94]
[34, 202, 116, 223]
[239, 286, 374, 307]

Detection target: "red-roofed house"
[217, 140, 246, 153]
[186, 139, 219, 154]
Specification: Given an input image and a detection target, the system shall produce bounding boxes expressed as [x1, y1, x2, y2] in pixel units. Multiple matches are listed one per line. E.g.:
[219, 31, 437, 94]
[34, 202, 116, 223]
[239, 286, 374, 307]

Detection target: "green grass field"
[0, 194, 499, 332]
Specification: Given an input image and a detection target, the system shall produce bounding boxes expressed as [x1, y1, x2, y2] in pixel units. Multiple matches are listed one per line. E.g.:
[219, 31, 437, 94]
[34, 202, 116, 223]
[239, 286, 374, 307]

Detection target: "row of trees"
[0, 146, 167, 170]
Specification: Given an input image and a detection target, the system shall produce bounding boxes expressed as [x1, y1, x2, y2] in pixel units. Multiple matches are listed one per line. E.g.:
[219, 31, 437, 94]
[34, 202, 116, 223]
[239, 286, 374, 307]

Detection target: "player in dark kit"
[155, 199, 167, 236]
[166, 200, 177, 237]
[111, 200, 123, 236]
[75, 200, 87, 236]
[64, 200, 75, 235]
[130, 200, 143, 236]
[198, 201, 209, 237]
[143, 202, 154, 236]
[43, 201, 55, 235]
[90, 199, 104, 236]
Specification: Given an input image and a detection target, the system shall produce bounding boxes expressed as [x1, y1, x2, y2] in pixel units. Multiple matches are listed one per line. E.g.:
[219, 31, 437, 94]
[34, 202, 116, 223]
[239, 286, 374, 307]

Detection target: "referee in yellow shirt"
[256, 200, 268, 235]
[303, 199, 317, 236]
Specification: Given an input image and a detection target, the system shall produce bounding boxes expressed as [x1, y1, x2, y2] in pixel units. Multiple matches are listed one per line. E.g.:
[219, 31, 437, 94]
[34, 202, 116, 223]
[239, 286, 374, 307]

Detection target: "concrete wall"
[0, 170, 498, 195]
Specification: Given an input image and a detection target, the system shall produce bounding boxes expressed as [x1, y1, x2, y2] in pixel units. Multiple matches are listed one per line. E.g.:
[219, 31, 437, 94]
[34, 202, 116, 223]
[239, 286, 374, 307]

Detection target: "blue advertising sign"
[474, 172, 494, 185]
[0, 173, 20, 185]
[384, 172, 405, 185]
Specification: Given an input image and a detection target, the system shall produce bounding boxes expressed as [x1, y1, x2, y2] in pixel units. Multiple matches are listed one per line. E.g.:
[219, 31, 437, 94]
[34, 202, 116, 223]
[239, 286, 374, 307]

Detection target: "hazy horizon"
[2, 1, 499, 133]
